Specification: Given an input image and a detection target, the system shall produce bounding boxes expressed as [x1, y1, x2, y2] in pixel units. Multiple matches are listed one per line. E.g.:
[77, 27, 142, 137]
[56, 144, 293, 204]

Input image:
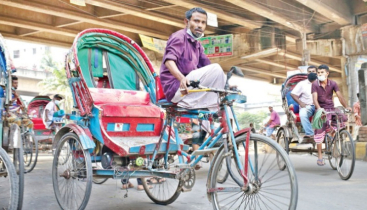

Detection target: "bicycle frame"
[149, 94, 254, 187]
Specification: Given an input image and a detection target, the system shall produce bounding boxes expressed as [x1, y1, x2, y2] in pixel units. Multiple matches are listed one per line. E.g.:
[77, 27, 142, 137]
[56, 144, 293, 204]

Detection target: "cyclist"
[312, 64, 351, 166]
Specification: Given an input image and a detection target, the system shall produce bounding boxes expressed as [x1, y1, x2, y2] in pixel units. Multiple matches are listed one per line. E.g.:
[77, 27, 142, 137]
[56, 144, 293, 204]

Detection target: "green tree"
[237, 111, 268, 131]
[40, 51, 57, 72]
[38, 61, 72, 112]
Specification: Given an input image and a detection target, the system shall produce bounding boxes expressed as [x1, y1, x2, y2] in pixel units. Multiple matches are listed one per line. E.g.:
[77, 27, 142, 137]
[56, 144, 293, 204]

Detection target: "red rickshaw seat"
[32, 118, 47, 130]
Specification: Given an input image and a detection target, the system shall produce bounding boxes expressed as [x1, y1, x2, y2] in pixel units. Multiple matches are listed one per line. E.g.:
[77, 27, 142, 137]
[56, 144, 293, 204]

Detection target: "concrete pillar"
[347, 56, 360, 107]
[340, 57, 350, 105]
[358, 63, 367, 126]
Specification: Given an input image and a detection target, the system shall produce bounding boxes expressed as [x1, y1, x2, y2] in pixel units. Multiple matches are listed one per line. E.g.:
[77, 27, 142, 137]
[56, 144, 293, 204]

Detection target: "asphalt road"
[22, 153, 367, 210]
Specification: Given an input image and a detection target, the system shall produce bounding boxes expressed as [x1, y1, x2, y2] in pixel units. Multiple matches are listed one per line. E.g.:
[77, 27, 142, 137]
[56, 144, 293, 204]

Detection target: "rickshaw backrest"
[77, 48, 139, 90]
[89, 88, 150, 106]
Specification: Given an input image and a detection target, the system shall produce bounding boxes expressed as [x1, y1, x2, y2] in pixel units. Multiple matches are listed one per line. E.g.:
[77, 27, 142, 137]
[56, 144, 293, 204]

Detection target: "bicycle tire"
[13, 147, 24, 210]
[24, 133, 38, 173]
[326, 135, 337, 170]
[208, 134, 298, 210]
[0, 147, 19, 210]
[52, 133, 93, 210]
[141, 157, 184, 205]
[336, 130, 355, 180]
[276, 129, 289, 171]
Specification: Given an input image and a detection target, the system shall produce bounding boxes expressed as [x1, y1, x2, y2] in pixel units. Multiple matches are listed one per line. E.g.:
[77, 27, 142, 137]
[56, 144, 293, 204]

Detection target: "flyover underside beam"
[238, 66, 287, 79]
[0, 0, 168, 39]
[296, 0, 352, 25]
[1, 32, 71, 48]
[225, 0, 312, 33]
[88, 0, 215, 34]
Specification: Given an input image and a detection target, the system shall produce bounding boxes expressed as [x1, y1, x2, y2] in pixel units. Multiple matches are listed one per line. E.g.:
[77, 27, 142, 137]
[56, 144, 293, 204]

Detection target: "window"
[33, 48, 36, 55]
[13, 50, 20, 59]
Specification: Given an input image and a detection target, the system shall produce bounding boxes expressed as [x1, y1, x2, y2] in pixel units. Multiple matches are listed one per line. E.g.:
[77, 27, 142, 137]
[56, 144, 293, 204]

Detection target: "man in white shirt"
[290, 66, 317, 139]
[43, 94, 63, 129]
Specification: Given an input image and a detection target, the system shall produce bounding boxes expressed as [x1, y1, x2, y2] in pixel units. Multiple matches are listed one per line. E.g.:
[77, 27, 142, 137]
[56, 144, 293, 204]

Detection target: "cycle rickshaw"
[0, 33, 23, 210]
[276, 73, 355, 180]
[53, 28, 298, 209]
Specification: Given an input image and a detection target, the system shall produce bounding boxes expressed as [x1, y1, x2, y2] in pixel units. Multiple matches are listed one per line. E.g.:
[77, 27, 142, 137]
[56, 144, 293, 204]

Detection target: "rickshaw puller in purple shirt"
[160, 8, 226, 153]
[312, 64, 351, 166]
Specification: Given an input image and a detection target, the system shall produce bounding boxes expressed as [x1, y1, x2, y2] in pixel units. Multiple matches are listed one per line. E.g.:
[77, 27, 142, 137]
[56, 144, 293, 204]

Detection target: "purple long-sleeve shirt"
[160, 29, 211, 102]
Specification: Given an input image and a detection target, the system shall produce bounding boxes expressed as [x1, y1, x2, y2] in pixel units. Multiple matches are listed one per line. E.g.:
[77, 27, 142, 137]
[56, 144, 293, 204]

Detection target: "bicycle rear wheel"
[208, 134, 298, 210]
[0, 147, 19, 210]
[336, 130, 355, 180]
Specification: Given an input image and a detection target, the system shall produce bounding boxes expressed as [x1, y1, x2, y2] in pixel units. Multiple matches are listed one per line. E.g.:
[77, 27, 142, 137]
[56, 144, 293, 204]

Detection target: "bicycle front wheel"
[12, 147, 24, 210]
[208, 134, 298, 210]
[0, 147, 19, 210]
[336, 130, 355, 180]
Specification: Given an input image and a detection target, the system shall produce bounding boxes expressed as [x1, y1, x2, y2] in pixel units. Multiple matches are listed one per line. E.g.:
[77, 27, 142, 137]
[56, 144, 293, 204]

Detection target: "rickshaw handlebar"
[324, 108, 351, 115]
[186, 80, 241, 95]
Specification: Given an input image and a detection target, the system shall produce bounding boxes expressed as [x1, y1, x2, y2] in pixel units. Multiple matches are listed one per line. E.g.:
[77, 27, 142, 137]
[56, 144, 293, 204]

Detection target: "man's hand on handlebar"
[345, 107, 352, 113]
[179, 77, 189, 95]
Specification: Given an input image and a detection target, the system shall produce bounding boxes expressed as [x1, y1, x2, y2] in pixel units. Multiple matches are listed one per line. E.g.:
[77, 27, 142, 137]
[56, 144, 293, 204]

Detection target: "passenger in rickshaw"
[42, 94, 63, 130]
[264, 106, 280, 138]
[160, 7, 226, 154]
[290, 66, 317, 141]
[312, 64, 351, 166]
[7, 75, 33, 129]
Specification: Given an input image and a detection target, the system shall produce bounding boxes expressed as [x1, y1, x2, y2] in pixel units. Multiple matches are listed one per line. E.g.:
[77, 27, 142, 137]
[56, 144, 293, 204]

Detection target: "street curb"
[265, 141, 367, 161]
[355, 142, 367, 161]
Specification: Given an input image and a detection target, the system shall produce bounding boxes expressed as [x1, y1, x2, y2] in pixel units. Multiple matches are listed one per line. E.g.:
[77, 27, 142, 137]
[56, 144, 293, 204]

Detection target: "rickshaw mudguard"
[55, 123, 96, 151]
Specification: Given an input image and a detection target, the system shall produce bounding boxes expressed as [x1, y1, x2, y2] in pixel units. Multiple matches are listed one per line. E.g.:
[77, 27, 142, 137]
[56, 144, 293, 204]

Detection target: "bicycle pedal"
[174, 164, 191, 168]
[191, 148, 219, 156]
[201, 158, 209, 163]
[181, 186, 192, 192]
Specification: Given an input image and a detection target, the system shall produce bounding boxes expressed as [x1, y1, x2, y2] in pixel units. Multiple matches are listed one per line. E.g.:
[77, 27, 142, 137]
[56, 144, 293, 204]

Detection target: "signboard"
[207, 12, 218, 27]
[199, 34, 233, 58]
[139, 34, 167, 54]
[139, 34, 234, 57]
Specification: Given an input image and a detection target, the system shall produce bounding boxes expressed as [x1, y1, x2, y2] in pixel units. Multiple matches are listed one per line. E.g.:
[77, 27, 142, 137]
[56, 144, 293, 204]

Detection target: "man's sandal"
[122, 182, 134, 189]
[317, 159, 325, 166]
[148, 177, 166, 184]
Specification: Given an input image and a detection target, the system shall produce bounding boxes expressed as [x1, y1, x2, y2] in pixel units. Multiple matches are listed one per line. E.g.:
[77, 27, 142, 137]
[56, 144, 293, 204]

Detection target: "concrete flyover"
[13, 68, 53, 97]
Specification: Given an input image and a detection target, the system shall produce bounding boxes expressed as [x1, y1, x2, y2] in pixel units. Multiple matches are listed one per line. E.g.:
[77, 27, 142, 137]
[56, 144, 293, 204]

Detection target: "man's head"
[12, 75, 18, 89]
[53, 94, 63, 105]
[317, 64, 329, 82]
[184, 7, 207, 38]
[357, 93, 360, 100]
[250, 123, 253, 128]
[307, 65, 317, 74]
[307, 71, 317, 83]
[269, 106, 273, 113]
